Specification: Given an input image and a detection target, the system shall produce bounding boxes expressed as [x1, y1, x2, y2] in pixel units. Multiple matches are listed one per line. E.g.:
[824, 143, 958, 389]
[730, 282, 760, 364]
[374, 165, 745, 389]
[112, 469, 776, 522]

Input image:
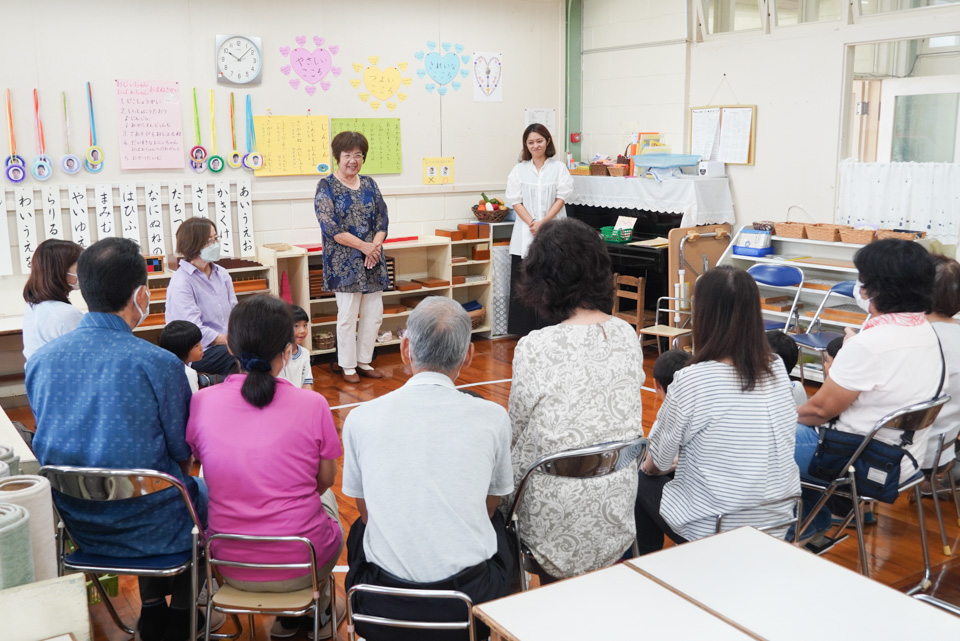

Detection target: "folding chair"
[612, 273, 646, 336]
[505, 437, 647, 591]
[798, 395, 951, 593]
[714, 496, 804, 544]
[204, 533, 337, 641]
[346, 584, 476, 641]
[793, 280, 855, 383]
[918, 433, 960, 556]
[639, 297, 692, 354]
[915, 594, 960, 617]
[39, 465, 218, 639]
[747, 264, 804, 333]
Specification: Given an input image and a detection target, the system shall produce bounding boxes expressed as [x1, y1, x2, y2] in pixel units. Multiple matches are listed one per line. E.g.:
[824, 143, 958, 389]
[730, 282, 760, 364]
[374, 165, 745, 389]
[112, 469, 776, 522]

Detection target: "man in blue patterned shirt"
[27, 237, 209, 641]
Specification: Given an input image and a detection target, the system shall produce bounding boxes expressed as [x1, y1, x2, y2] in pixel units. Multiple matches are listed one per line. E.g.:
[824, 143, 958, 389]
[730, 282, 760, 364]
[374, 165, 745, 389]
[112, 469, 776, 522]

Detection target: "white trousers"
[335, 291, 384, 369]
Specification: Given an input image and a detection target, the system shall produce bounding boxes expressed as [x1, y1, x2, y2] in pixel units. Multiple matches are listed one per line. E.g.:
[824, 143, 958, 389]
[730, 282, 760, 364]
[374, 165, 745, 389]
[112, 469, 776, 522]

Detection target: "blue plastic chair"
[747, 264, 804, 332]
[793, 280, 855, 382]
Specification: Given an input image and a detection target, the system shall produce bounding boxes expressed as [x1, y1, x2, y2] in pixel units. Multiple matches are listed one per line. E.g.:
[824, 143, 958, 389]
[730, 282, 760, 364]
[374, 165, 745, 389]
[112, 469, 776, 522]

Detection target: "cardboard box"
[458, 223, 480, 239]
[435, 229, 464, 241]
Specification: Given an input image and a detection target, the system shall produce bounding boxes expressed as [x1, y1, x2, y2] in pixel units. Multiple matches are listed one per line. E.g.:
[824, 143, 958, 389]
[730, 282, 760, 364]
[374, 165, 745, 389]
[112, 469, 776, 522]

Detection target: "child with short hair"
[159, 320, 204, 393]
[279, 305, 314, 390]
[766, 331, 807, 406]
[636, 349, 693, 474]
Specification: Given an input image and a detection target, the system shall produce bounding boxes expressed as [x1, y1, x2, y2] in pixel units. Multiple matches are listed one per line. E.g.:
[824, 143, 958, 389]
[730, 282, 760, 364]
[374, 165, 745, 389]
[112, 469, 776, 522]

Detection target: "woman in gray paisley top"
[501, 217, 644, 582]
[315, 131, 389, 384]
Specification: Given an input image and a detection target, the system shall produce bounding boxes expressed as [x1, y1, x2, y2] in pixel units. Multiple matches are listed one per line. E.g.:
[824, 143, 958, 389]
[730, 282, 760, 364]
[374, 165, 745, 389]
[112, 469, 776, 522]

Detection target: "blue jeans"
[794, 424, 833, 538]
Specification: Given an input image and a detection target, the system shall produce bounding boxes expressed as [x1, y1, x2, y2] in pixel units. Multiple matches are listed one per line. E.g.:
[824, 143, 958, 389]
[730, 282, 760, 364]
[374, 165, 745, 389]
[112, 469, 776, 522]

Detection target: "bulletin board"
[330, 118, 402, 174]
[689, 105, 757, 165]
[252, 115, 332, 177]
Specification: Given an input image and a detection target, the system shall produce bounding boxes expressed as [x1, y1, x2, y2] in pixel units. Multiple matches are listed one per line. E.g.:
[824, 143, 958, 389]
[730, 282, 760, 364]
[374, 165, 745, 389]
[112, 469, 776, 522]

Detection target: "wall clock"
[216, 35, 263, 85]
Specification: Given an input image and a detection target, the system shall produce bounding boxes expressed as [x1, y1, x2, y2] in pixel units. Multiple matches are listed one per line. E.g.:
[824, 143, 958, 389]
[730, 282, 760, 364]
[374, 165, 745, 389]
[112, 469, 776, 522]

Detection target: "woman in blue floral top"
[315, 131, 389, 383]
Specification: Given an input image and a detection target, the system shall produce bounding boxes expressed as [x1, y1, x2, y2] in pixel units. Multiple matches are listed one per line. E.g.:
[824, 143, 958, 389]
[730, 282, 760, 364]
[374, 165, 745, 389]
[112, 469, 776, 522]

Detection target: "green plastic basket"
[601, 226, 633, 243]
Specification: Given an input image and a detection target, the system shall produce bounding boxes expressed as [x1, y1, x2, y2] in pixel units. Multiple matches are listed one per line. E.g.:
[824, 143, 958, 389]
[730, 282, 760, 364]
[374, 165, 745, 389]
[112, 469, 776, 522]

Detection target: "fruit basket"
[473, 193, 508, 223]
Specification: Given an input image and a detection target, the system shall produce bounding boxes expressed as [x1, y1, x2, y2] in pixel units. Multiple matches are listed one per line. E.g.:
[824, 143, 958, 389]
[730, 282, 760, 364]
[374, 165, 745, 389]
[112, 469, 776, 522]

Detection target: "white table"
[567, 175, 735, 227]
[1, 406, 37, 474]
[627, 527, 960, 639]
[472, 564, 756, 641]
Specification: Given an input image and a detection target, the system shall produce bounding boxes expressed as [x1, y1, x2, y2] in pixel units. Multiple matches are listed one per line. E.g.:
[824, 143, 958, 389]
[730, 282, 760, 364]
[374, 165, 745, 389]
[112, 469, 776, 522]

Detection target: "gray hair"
[405, 296, 472, 373]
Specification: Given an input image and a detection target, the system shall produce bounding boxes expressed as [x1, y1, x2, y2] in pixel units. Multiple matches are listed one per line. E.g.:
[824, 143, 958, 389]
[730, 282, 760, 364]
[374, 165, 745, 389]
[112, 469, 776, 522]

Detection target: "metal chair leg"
[327, 574, 337, 641]
[948, 470, 960, 528]
[907, 484, 934, 595]
[848, 470, 869, 577]
[90, 573, 136, 635]
[929, 471, 952, 555]
[249, 614, 256, 640]
[191, 528, 198, 641]
[798, 346, 806, 384]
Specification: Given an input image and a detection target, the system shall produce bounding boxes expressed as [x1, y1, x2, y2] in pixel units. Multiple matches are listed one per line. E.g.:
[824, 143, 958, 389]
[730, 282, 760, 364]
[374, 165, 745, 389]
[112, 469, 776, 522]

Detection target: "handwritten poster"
[15, 187, 37, 272]
[423, 157, 455, 185]
[0, 190, 12, 276]
[214, 180, 235, 258]
[524, 108, 557, 136]
[42, 186, 64, 241]
[68, 185, 91, 249]
[236, 179, 255, 257]
[717, 107, 753, 164]
[94, 185, 115, 239]
[144, 183, 165, 256]
[119, 183, 141, 244]
[330, 118, 402, 174]
[168, 182, 185, 237]
[115, 80, 185, 169]
[252, 115, 331, 177]
[473, 52, 503, 102]
[690, 107, 721, 160]
[192, 181, 208, 218]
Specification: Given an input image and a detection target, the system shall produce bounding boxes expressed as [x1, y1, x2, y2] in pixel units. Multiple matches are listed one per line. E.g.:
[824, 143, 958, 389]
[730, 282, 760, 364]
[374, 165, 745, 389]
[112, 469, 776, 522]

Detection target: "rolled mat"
[0, 460, 9, 479]
[0, 476, 57, 581]
[0, 445, 20, 476]
[0, 503, 35, 588]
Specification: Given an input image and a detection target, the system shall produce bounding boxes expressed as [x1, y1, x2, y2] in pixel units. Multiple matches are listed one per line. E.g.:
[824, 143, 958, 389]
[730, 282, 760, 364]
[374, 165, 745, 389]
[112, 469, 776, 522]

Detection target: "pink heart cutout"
[280, 65, 291, 76]
[295, 36, 307, 46]
[331, 66, 342, 77]
[290, 47, 333, 84]
[279, 46, 291, 57]
[305, 85, 317, 96]
[321, 81, 331, 91]
[313, 36, 324, 47]
[289, 79, 301, 89]
[329, 45, 339, 55]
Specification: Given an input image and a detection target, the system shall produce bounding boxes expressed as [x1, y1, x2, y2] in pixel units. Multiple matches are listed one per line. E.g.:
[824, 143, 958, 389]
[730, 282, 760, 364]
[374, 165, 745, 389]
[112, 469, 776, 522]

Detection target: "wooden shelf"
[453, 281, 491, 288]
[770, 235, 866, 249]
[731, 254, 859, 274]
[235, 289, 271, 297]
[309, 347, 336, 355]
[451, 239, 492, 245]
[452, 260, 490, 266]
[382, 285, 451, 296]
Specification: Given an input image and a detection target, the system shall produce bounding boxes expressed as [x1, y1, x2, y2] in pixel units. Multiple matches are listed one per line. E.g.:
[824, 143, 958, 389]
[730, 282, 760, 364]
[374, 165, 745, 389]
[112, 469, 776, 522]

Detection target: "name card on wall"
[94, 185, 115, 239]
[68, 185, 91, 249]
[15, 187, 37, 272]
[168, 182, 186, 238]
[214, 180, 234, 257]
[237, 179, 254, 257]
[42, 186, 64, 241]
[192, 181, 208, 218]
[144, 183, 165, 256]
[115, 80, 185, 170]
[119, 183, 141, 243]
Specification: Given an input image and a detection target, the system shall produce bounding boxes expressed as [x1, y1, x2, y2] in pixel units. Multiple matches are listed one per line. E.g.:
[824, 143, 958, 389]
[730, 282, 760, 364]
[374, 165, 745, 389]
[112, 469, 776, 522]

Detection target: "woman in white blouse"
[22, 239, 84, 360]
[504, 124, 574, 336]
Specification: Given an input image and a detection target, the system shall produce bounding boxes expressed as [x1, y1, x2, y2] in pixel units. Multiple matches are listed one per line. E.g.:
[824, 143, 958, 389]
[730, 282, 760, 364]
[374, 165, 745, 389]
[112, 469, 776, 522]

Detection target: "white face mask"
[853, 280, 872, 313]
[200, 242, 221, 263]
[67, 272, 79, 291]
[132, 286, 150, 327]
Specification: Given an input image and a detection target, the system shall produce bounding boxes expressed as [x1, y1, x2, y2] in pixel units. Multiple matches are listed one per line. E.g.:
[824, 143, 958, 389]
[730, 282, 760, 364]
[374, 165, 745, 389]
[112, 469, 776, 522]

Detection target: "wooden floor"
[9, 336, 960, 640]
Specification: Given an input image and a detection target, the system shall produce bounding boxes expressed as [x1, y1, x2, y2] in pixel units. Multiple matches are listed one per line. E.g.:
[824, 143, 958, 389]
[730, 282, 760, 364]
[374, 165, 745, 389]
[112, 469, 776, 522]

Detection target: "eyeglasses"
[204, 235, 219, 247]
[340, 153, 364, 161]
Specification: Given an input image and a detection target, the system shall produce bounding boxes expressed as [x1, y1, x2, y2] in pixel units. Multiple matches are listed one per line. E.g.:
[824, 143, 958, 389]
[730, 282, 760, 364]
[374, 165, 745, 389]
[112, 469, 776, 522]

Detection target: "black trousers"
[634, 472, 688, 556]
[190, 344, 240, 377]
[345, 513, 513, 641]
[508, 255, 546, 337]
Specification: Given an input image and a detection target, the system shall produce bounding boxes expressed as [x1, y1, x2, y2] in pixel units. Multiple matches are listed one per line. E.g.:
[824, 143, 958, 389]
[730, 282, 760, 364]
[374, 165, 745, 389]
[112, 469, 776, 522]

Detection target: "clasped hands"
[362, 241, 383, 269]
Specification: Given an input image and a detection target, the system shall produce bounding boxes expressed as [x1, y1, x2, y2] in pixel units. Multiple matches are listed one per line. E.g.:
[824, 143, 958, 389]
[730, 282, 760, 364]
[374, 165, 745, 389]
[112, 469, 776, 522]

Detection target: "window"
[700, 0, 764, 34]
[775, 0, 842, 25]
[859, 0, 960, 16]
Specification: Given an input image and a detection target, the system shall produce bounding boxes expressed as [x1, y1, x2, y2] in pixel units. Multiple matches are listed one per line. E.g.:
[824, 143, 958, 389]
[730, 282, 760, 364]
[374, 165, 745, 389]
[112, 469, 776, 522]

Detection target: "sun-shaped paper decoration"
[414, 41, 470, 95]
[279, 35, 341, 96]
[350, 56, 412, 111]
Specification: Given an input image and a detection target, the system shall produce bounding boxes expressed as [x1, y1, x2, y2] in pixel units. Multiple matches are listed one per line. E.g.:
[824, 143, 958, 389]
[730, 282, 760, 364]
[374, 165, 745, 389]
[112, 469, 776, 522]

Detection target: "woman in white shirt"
[22, 239, 84, 360]
[504, 124, 574, 336]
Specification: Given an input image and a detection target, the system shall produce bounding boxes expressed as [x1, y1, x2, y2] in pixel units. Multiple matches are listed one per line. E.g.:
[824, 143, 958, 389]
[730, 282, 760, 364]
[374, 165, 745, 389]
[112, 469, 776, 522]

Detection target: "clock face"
[216, 36, 262, 85]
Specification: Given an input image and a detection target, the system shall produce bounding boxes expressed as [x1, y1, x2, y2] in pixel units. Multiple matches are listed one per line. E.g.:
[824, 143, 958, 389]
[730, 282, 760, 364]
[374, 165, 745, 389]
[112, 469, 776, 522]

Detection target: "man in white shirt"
[342, 297, 514, 640]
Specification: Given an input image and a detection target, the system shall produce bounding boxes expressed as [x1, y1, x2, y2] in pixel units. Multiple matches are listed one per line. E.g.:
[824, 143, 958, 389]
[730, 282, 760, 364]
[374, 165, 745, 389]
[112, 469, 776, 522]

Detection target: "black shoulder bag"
[807, 329, 945, 503]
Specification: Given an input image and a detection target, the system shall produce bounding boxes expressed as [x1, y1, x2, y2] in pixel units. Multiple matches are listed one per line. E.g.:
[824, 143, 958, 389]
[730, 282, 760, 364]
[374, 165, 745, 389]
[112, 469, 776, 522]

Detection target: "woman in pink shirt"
[187, 295, 344, 639]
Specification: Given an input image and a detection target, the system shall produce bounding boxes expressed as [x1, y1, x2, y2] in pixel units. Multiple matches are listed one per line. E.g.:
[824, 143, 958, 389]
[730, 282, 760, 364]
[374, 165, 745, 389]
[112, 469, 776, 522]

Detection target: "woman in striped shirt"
[634, 266, 801, 555]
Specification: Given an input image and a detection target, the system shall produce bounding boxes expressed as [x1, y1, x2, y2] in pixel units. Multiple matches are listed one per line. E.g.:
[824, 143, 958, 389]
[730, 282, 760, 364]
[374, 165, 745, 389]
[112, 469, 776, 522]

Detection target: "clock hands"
[227, 50, 240, 61]
[239, 48, 252, 60]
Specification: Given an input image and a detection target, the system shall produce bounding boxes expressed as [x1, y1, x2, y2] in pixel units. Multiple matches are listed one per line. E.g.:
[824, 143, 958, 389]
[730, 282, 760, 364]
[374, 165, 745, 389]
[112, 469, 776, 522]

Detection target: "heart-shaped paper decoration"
[313, 36, 324, 47]
[474, 56, 502, 96]
[279, 46, 291, 57]
[398, 92, 407, 102]
[425, 83, 435, 93]
[452, 81, 461, 91]
[427, 41, 437, 50]
[359, 93, 369, 102]
[368, 56, 379, 65]
[290, 79, 300, 89]
[329, 45, 340, 55]
[296, 36, 307, 46]
[305, 85, 317, 96]
[321, 81, 331, 91]
[350, 79, 361, 89]
[290, 47, 333, 84]
[386, 102, 397, 111]
[455, 44, 464, 54]
[280, 65, 291, 76]
[425, 51, 459, 86]
[414, 51, 425, 61]
[459, 68, 469, 78]
[402, 77, 412, 86]
[416, 69, 426, 79]
[352, 63, 363, 73]
[363, 66, 401, 101]
[398, 62, 408, 71]
[331, 66, 342, 77]
[460, 54, 470, 65]
[441, 42, 451, 52]
[438, 86, 448, 96]
[370, 101, 380, 111]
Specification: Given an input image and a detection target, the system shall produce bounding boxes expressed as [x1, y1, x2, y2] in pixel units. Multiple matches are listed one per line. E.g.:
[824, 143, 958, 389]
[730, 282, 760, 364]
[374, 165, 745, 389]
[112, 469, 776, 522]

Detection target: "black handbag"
[807, 328, 945, 504]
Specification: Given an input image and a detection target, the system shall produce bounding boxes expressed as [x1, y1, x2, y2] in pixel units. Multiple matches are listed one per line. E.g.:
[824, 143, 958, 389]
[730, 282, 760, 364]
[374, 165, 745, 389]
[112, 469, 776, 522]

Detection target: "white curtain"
[836, 159, 960, 243]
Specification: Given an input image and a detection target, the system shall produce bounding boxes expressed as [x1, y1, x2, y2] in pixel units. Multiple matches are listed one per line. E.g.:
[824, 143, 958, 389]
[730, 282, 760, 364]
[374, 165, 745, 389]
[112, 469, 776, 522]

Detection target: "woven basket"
[839, 228, 876, 245]
[773, 222, 807, 239]
[467, 307, 486, 329]
[753, 221, 775, 232]
[804, 224, 851, 243]
[589, 163, 609, 176]
[313, 332, 335, 350]
[607, 164, 629, 177]
[877, 229, 926, 241]
[471, 205, 508, 223]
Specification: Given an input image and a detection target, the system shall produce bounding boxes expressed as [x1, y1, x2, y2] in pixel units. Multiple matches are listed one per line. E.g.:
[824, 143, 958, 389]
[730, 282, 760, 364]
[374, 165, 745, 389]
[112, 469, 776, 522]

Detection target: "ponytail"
[227, 295, 295, 409]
